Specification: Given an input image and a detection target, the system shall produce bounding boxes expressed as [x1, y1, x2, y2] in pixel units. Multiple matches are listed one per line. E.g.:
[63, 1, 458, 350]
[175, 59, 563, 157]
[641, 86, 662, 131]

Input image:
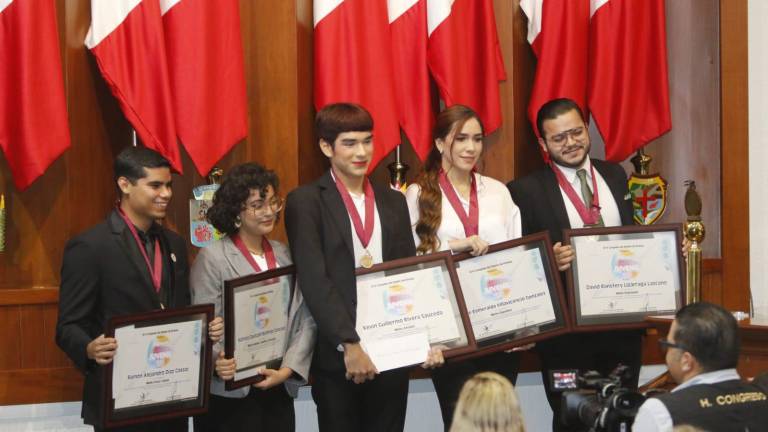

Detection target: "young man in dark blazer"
[507, 98, 642, 432]
[285, 103, 420, 432]
[56, 147, 221, 431]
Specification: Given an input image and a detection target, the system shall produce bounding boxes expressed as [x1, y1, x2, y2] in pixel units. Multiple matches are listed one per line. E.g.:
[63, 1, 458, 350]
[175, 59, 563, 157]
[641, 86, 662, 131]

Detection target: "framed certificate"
[563, 224, 685, 330]
[452, 232, 571, 355]
[103, 304, 214, 429]
[355, 252, 474, 371]
[224, 266, 295, 390]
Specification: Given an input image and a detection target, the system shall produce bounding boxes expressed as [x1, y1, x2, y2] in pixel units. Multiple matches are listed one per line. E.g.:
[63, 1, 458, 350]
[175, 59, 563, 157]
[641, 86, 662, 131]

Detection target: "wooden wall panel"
[720, 0, 751, 311]
[631, 0, 721, 258]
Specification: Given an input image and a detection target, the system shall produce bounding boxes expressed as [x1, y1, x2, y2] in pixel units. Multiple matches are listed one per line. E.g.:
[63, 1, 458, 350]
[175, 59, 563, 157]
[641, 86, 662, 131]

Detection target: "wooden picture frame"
[103, 304, 214, 428]
[563, 224, 685, 331]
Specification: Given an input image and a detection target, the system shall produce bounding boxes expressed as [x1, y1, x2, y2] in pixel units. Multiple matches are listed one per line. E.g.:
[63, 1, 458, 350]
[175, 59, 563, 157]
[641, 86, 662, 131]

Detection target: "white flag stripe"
[519, 0, 543, 44]
[427, 0, 454, 36]
[160, 0, 182, 15]
[85, 0, 142, 48]
[314, 0, 344, 27]
[388, 0, 418, 23]
[0, 0, 13, 14]
[590, 0, 609, 18]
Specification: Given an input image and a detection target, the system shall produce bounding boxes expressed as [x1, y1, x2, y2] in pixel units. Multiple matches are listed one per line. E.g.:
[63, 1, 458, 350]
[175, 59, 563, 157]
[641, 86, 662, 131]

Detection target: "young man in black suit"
[56, 147, 221, 431]
[285, 103, 423, 432]
[507, 98, 642, 432]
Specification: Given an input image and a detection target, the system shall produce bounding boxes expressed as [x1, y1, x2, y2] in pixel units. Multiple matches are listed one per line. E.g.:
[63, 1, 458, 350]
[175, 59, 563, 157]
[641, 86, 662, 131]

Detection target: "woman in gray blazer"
[191, 163, 316, 432]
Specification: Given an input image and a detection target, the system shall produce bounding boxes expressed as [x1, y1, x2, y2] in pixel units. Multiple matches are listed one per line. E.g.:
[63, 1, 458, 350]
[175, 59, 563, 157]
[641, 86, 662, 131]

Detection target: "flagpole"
[132, 130, 137, 147]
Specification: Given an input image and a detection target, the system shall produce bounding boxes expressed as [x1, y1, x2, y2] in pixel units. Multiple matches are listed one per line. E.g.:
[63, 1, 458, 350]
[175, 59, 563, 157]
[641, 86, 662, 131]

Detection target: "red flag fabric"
[0, 0, 71, 191]
[427, 0, 506, 134]
[314, 0, 401, 171]
[85, 0, 182, 172]
[161, 0, 248, 176]
[389, 0, 433, 161]
[588, 0, 671, 162]
[521, 0, 590, 139]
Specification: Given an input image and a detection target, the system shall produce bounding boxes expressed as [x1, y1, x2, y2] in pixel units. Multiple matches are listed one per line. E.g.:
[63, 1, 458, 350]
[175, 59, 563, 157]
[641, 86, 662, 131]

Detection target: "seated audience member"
[450, 372, 526, 432]
[632, 302, 768, 432]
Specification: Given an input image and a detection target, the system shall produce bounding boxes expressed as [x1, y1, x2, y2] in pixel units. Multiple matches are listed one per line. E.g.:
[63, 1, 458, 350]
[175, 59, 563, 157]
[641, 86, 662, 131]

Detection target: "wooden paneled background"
[0, 0, 746, 405]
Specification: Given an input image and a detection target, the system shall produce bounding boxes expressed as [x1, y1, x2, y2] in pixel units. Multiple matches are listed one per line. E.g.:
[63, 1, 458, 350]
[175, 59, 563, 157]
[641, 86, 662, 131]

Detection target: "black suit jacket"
[507, 159, 634, 243]
[285, 172, 416, 373]
[56, 210, 190, 427]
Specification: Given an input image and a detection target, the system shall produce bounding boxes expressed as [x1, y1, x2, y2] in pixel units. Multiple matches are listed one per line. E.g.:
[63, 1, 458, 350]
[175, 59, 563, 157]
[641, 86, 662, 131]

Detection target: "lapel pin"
[170, 253, 177, 263]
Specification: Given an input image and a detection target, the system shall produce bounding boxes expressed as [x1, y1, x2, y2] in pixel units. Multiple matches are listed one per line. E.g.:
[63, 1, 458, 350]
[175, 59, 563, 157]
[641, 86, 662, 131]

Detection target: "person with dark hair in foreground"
[632, 302, 768, 432]
[191, 163, 316, 432]
[56, 146, 222, 431]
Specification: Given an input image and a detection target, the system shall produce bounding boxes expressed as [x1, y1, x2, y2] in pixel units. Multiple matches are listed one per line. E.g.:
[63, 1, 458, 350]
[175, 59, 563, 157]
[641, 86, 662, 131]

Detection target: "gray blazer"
[190, 237, 316, 398]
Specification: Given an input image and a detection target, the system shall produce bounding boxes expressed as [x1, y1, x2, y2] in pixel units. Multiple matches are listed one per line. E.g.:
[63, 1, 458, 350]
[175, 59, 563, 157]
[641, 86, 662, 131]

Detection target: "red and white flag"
[161, 0, 248, 176]
[0, 0, 71, 190]
[427, 0, 506, 134]
[85, 0, 182, 172]
[588, 0, 671, 162]
[521, 0, 590, 139]
[314, 0, 401, 171]
[389, 0, 433, 161]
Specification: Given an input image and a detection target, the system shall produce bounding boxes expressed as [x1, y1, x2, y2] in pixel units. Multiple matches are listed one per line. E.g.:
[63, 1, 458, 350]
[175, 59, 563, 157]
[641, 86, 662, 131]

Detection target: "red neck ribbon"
[550, 162, 601, 225]
[117, 208, 163, 292]
[332, 170, 375, 248]
[231, 234, 277, 273]
[438, 170, 479, 237]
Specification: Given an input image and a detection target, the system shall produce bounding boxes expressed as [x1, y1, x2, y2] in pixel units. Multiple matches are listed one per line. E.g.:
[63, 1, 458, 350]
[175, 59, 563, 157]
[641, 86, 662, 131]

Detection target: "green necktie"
[576, 169, 604, 227]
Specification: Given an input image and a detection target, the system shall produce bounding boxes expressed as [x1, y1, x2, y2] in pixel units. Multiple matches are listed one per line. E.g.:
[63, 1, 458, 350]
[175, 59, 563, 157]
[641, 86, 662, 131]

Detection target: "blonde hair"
[449, 372, 526, 432]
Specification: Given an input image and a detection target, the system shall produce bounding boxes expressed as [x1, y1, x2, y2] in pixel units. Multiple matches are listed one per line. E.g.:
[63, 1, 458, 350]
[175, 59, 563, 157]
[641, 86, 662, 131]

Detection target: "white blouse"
[405, 173, 522, 252]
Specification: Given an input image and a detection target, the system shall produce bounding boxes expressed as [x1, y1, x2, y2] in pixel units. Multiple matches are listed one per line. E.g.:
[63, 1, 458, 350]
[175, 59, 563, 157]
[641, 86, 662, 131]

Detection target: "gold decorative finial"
[684, 180, 705, 304]
[208, 167, 224, 185]
[630, 148, 653, 176]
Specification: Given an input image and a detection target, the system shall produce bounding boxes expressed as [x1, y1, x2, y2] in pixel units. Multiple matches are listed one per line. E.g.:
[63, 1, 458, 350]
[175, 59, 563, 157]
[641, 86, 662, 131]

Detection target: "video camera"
[550, 365, 646, 432]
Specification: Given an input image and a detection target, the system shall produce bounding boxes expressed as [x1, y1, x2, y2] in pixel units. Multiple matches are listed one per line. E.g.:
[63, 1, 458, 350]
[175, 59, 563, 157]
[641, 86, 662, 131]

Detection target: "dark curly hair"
[206, 163, 279, 236]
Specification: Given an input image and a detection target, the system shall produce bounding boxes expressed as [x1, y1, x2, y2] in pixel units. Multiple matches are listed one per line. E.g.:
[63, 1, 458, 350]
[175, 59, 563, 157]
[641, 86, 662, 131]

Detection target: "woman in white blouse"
[405, 105, 523, 430]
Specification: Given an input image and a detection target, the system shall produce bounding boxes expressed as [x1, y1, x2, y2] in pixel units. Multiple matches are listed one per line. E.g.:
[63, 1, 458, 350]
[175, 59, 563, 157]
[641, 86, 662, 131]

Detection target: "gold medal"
[360, 251, 373, 268]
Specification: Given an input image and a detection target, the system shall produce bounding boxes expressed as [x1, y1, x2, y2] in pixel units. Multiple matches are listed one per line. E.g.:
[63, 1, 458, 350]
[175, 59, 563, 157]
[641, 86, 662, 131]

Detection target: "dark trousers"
[538, 331, 642, 432]
[311, 368, 410, 432]
[431, 351, 521, 431]
[193, 386, 295, 432]
[93, 417, 188, 432]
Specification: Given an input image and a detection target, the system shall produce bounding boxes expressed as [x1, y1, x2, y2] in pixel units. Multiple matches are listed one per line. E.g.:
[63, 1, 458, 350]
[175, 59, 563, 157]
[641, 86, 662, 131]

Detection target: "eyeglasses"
[546, 126, 587, 146]
[657, 338, 685, 352]
[244, 197, 284, 216]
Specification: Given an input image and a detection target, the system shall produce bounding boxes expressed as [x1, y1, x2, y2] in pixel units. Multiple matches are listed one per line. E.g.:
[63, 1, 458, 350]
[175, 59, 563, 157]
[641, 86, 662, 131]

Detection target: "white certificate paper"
[456, 247, 556, 341]
[232, 278, 290, 381]
[111, 320, 202, 409]
[574, 234, 679, 316]
[356, 266, 460, 369]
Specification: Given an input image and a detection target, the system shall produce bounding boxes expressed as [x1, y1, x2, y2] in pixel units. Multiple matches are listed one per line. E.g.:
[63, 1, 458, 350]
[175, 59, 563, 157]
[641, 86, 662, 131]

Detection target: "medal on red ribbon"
[116, 208, 163, 293]
[231, 234, 277, 272]
[438, 170, 479, 237]
[550, 162, 602, 226]
[332, 170, 375, 268]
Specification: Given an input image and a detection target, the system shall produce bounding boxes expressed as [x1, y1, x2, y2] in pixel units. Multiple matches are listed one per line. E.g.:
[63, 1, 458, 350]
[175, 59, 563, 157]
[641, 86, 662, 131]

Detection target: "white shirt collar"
[673, 368, 741, 392]
[553, 156, 593, 185]
[329, 169, 366, 199]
